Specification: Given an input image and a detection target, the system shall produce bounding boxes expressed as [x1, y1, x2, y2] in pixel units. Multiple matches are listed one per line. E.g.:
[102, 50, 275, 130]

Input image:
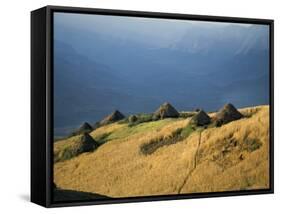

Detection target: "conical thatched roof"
[214, 103, 243, 126]
[74, 133, 99, 154]
[71, 122, 93, 136]
[100, 110, 125, 125]
[78, 122, 93, 133]
[189, 110, 211, 126]
[153, 102, 179, 120]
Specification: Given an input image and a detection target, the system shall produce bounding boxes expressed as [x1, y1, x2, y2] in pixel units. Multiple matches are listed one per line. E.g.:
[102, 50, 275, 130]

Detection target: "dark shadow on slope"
[140, 125, 195, 155]
[53, 188, 110, 202]
[95, 132, 112, 145]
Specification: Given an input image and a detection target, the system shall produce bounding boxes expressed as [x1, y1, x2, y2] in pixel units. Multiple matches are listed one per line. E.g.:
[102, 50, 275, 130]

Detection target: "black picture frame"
[31, 5, 274, 208]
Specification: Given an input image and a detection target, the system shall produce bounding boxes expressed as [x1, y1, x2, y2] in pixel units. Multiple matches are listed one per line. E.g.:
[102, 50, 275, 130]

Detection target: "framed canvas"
[31, 5, 274, 207]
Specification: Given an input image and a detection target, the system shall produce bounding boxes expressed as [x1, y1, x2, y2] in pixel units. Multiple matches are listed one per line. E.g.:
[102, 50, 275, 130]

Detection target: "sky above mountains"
[54, 13, 268, 52]
[53, 12, 270, 137]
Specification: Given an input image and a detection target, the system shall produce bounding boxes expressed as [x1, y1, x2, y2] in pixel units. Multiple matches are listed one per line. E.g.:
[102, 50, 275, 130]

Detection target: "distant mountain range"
[53, 15, 269, 137]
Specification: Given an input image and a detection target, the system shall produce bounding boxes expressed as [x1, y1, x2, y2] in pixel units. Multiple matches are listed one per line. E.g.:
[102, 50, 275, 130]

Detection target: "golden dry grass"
[54, 105, 270, 198]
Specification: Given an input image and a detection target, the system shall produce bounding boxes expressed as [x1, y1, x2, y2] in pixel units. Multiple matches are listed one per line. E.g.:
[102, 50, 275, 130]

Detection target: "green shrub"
[61, 148, 75, 161]
[129, 115, 138, 123]
[179, 112, 196, 118]
[244, 138, 262, 152]
[180, 125, 195, 138]
[56, 147, 77, 162]
[128, 113, 154, 127]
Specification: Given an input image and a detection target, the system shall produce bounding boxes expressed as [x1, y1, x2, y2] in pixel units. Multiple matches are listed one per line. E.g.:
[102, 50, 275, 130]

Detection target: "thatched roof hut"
[189, 110, 211, 126]
[153, 102, 179, 120]
[100, 110, 125, 125]
[214, 103, 243, 126]
[71, 122, 93, 136]
[73, 133, 99, 154]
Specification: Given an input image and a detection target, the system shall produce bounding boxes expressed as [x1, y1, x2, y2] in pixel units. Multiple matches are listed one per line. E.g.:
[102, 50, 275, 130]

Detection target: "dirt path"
[177, 131, 202, 194]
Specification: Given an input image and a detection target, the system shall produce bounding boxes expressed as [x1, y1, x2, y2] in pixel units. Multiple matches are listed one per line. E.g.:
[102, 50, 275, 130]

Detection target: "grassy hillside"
[54, 105, 269, 198]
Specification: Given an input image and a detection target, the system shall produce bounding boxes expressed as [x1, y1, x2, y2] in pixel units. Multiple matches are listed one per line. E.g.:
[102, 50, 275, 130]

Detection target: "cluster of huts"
[189, 103, 243, 127]
[142, 101, 243, 127]
[66, 110, 127, 154]
[65, 102, 243, 156]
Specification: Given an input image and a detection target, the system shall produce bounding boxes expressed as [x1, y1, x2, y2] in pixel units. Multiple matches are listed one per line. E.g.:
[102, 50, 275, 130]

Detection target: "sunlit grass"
[54, 105, 269, 197]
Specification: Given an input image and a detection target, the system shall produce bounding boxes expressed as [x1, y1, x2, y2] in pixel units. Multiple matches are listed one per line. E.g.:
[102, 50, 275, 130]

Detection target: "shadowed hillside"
[54, 105, 269, 198]
[53, 187, 109, 202]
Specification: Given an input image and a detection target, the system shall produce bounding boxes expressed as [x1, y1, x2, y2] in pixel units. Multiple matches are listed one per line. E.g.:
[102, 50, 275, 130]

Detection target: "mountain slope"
[54, 105, 269, 197]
